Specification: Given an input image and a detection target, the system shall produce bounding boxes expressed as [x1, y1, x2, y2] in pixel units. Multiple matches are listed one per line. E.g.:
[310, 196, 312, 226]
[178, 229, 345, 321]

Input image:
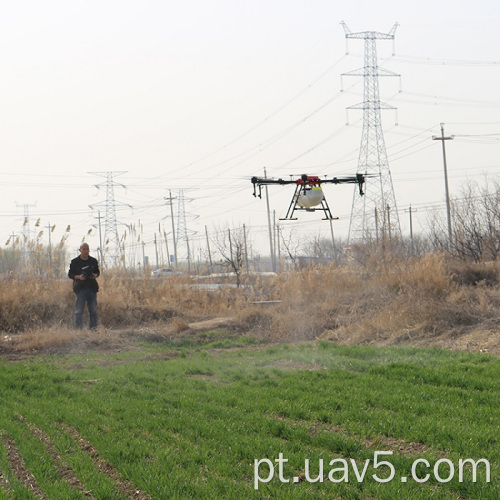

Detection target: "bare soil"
[322, 321, 500, 356]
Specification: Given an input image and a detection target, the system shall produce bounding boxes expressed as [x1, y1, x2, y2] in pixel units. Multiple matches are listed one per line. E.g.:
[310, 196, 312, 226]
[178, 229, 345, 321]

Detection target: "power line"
[391, 54, 500, 66]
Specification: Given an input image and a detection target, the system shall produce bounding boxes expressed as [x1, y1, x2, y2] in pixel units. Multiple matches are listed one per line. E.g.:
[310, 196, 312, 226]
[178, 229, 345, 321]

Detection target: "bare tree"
[452, 183, 485, 261]
[211, 225, 246, 287]
[428, 178, 500, 262]
[480, 177, 500, 260]
[300, 234, 348, 267]
[278, 226, 301, 270]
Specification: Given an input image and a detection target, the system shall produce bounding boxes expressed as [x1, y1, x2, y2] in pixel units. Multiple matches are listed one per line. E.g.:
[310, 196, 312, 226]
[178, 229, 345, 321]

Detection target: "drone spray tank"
[295, 176, 324, 210]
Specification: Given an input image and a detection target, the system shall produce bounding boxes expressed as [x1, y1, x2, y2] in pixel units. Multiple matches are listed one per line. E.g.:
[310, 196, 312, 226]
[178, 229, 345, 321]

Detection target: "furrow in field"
[62, 424, 152, 500]
[1, 434, 46, 499]
[17, 415, 95, 498]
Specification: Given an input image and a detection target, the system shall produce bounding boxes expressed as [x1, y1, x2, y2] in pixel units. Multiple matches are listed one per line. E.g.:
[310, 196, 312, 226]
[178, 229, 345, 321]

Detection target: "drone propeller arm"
[251, 176, 298, 198]
[251, 172, 372, 198]
[319, 173, 369, 195]
[251, 177, 296, 186]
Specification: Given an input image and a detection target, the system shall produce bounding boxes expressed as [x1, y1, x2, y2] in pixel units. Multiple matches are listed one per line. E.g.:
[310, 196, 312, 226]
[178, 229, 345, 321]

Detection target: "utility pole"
[405, 205, 417, 256]
[94, 210, 104, 268]
[243, 224, 249, 274]
[163, 230, 170, 267]
[166, 191, 178, 267]
[328, 217, 339, 264]
[275, 221, 281, 273]
[154, 233, 159, 267]
[205, 225, 213, 273]
[273, 210, 278, 272]
[157, 223, 164, 265]
[432, 123, 454, 250]
[45, 222, 54, 266]
[186, 233, 191, 274]
[264, 168, 275, 272]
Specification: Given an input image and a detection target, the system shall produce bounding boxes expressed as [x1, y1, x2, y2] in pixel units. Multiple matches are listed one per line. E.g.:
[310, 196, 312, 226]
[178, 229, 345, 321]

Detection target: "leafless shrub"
[428, 177, 500, 262]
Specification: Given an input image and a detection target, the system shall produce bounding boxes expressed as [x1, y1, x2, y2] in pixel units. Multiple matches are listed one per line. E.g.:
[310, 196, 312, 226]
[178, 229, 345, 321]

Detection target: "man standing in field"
[68, 243, 100, 329]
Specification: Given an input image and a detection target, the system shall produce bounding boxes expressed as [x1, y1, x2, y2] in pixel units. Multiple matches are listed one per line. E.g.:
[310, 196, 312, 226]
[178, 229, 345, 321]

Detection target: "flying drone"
[251, 173, 367, 221]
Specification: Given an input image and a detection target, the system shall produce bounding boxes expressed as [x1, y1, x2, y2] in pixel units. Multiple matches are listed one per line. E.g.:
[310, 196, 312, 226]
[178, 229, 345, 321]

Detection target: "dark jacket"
[68, 256, 100, 292]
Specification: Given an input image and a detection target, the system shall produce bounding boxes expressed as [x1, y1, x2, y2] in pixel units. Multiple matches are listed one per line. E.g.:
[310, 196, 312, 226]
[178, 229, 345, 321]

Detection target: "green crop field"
[0, 335, 498, 499]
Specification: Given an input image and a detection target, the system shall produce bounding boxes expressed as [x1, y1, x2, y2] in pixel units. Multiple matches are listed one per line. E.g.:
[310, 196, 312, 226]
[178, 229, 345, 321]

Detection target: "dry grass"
[2, 253, 500, 356]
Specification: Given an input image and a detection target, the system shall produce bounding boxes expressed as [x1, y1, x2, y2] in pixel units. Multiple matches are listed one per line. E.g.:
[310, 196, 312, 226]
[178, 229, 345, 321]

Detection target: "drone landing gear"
[318, 199, 339, 221]
[279, 185, 338, 221]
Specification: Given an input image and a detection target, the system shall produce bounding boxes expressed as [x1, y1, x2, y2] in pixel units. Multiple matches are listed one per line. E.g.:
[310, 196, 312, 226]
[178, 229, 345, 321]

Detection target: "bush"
[1, 254, 500, 352]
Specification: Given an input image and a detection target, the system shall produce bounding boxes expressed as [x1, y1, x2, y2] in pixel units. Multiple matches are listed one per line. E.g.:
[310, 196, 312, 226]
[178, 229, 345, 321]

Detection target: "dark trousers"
[74, 288, 98, 329]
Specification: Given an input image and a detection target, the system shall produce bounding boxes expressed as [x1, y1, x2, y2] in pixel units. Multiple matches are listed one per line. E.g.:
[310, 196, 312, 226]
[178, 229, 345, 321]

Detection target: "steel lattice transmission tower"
[175, 189, 198, 272]
[89, 171, 131, 268]
[342, 21, 402, 244]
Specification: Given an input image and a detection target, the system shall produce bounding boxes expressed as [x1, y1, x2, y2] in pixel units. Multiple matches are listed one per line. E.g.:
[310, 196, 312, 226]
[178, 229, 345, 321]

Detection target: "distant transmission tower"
[15, 202, 36, 259]
[175, 189, 198, 272]
[89, 171, 131, 268]
[342, 21, 402, 244]
[15, 202, 37, 243]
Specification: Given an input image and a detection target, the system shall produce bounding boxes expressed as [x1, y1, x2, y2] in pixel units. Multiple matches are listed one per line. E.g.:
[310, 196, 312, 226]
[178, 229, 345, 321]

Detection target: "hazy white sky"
[1, 0, 499, 265]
